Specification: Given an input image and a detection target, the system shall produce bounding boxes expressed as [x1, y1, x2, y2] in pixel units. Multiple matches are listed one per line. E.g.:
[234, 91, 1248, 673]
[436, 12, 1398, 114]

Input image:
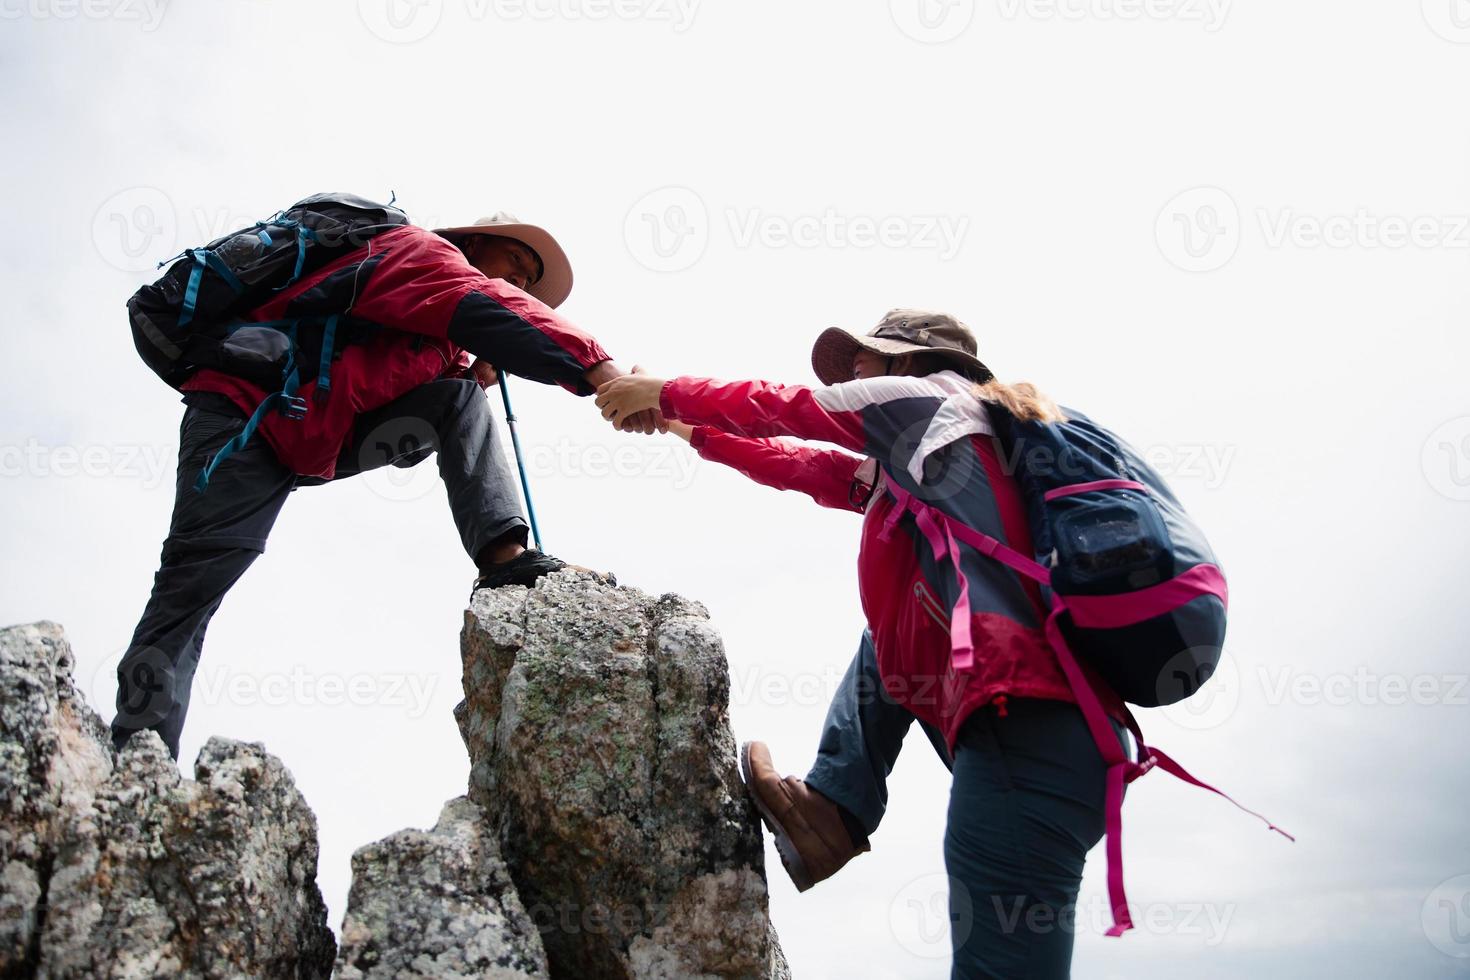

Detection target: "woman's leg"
[943, 698, 1112, 979]
[805, 630, 952, 839]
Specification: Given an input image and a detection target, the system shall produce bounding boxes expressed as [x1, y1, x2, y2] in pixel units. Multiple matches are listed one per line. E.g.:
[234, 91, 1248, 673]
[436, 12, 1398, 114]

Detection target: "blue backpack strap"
[314, 314, 339, 404]
[284, 225, 316, 288]
[179, 248, 246, 327]
[194, 322, 306, 493]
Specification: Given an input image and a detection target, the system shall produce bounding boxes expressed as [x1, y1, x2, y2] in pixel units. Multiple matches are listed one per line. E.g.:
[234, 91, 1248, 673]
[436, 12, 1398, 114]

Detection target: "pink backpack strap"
[885, 483, 1051, 672]
[1044, 607, 1293, 934]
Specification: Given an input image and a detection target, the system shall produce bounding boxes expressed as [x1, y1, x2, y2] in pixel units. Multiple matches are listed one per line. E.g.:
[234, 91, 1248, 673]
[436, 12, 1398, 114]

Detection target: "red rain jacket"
[182, 225, 612, 479]
[662, 371, 1076, 750]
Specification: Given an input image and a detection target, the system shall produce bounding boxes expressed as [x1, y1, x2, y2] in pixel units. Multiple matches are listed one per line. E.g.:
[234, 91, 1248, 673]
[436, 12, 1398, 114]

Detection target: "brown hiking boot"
[739, 741, 869, 891]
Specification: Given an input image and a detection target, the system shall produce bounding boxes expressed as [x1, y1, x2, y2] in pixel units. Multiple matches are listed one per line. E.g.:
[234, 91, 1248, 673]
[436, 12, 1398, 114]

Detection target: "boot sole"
[739, 741, 815, 892]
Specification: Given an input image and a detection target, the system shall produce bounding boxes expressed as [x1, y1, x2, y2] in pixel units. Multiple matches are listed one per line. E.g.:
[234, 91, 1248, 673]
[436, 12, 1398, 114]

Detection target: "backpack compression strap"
[193, 321, 308, 493]
[881, 481, 1294, 936]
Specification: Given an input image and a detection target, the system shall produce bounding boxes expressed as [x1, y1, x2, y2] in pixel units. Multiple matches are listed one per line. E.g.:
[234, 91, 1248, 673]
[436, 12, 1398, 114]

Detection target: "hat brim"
[432, 221, 574, 309]
[810, 326, 993, 386]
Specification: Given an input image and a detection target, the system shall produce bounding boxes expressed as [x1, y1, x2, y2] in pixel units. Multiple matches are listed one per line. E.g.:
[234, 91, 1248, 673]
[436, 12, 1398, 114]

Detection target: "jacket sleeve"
[689, 426, 869, 513]
[661, 375, 948, 463]
[343, 226, 612, 395]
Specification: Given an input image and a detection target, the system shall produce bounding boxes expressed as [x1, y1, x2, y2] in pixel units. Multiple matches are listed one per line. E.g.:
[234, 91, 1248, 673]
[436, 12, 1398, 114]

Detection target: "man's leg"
[325, 378, 564, 588]
[111, 401, 295, 759]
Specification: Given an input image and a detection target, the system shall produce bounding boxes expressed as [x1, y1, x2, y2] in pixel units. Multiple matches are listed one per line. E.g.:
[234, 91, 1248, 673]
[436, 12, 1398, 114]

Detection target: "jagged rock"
[0, 621, 335, 979]
[457, 572, 789, 980]
[0, 621, 112, 975]
[334, 796, 549, 979]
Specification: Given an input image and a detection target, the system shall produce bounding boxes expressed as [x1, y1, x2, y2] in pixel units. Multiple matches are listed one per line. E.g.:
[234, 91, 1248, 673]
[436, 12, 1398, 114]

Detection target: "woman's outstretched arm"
[597, 372, 950, 464]
[670, 421, 871, 513]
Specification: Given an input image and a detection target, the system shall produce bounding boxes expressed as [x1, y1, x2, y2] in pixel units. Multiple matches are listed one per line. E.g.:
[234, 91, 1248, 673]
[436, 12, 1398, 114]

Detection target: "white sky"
[3, 2, 1469, 977]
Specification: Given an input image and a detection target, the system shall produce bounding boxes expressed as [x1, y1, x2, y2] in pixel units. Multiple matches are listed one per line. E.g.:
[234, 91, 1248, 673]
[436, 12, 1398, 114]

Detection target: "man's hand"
[595, 371, 668, 431]
[584, 361, 665, 434]
[470, 359, 500, 388]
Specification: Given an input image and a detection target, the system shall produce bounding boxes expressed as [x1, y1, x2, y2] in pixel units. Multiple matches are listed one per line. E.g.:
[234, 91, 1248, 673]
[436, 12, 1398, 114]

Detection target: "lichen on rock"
[456, 572, 789, 979]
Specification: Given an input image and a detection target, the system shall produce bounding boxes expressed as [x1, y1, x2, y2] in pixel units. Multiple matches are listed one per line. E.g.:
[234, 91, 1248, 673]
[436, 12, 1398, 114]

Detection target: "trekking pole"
[497, 372, 544, 553]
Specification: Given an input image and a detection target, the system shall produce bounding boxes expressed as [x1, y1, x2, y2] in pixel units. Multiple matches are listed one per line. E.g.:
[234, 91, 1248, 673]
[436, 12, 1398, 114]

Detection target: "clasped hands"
[468, 358, 670, 435]
[589, 361, 668, 435]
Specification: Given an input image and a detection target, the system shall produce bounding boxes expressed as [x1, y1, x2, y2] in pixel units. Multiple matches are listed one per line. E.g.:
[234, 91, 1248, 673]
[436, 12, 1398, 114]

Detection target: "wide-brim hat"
[811, 308, 993, 386]
[432, 211, 573, 309]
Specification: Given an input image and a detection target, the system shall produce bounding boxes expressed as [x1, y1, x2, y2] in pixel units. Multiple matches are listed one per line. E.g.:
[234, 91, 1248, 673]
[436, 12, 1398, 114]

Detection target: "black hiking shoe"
[473, 549, 568, 591]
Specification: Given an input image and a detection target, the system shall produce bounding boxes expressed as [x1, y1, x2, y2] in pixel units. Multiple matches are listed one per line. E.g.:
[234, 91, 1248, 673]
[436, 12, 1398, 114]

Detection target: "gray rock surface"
[0, 621, 112, 976]
[0, 621, 335, 979]
[456, 571, 789, 979]
[4, 575, 790, 980]
[334, 795, 549, 979]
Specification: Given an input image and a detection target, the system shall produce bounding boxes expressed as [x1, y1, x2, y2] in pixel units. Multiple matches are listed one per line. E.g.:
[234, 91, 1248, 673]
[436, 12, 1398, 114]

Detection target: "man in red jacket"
[111, 212, 650, 760]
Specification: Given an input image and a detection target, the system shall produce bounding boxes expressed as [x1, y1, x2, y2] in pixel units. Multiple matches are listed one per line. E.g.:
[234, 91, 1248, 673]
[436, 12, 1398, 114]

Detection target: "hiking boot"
[473, 549, 567, 590]
[739, 740, 869, 891]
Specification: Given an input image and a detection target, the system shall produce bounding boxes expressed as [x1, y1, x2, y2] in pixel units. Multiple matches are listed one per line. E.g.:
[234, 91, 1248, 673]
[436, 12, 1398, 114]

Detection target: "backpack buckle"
[280, 395, 308, 421]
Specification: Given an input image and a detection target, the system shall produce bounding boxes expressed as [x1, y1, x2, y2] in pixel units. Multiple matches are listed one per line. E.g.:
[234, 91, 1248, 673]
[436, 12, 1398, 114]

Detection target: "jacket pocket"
[913, 579, 951, 632]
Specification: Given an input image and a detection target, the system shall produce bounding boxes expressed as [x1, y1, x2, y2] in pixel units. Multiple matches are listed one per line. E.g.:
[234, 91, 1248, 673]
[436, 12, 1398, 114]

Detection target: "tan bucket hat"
[811, 309, 993, 386]
[432, 212, 574, 309]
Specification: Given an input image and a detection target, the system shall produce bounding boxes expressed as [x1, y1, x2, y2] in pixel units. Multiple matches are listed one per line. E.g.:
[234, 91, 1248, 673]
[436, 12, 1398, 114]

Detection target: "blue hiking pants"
[805, 632, 1114, 978]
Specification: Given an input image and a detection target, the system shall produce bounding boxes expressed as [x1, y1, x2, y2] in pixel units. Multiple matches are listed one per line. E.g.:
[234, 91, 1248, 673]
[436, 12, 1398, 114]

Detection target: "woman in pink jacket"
[596, 310, 1121, 979]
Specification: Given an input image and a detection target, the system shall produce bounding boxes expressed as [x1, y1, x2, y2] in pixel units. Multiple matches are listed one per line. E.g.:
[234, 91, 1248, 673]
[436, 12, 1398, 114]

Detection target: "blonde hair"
[900, 351, 1067, 423]
[971, 379, 1068, 424]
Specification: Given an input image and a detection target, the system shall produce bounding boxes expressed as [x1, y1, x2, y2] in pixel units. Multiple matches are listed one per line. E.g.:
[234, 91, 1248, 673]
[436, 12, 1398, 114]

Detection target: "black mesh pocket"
[1052, 496, 1170, 592]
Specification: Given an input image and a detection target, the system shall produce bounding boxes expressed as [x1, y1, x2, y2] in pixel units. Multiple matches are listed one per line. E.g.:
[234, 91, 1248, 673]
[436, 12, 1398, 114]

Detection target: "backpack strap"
[313, 313, 339, 404]
[882, 481, 1293, 936]
[179, 248, 245, 327]
[193, 321, 308, 493]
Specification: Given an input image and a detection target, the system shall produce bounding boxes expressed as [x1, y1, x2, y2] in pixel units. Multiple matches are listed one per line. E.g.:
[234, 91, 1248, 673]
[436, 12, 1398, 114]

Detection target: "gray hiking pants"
[109, 378, 526, 759]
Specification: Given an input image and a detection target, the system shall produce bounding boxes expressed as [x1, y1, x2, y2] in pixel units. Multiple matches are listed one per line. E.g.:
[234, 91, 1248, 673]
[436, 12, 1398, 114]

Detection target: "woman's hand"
[595, 370, 667, 430]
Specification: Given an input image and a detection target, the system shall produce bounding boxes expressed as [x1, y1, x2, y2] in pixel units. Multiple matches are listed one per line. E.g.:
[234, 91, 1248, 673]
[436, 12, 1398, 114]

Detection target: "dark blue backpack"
[989, 406, 1227, 708]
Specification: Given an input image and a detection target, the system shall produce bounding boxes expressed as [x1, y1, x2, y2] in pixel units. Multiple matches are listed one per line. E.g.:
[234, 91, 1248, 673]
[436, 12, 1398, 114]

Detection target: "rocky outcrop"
[0, 621, 113, 976]
[334, 796, 548, 979]
[0, 621, 335, 979]
[456, 572, 788, 980]
[4, 572, 787, 979]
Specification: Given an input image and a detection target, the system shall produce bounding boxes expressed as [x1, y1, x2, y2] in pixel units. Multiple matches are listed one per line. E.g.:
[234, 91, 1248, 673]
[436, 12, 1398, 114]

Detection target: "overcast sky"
[3, 2, 1469, 976]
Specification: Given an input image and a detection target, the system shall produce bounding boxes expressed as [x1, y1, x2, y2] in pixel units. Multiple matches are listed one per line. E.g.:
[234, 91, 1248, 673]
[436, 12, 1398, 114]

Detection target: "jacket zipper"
[913, 580, 951, 631]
